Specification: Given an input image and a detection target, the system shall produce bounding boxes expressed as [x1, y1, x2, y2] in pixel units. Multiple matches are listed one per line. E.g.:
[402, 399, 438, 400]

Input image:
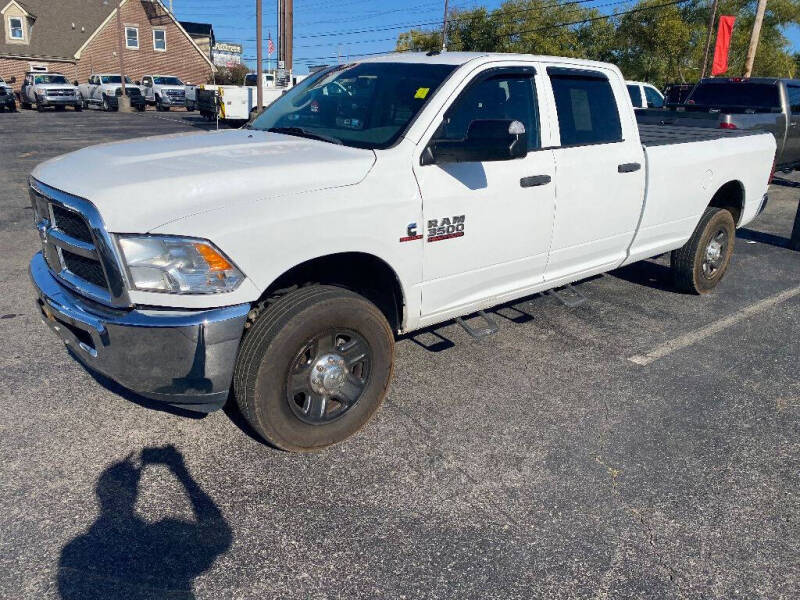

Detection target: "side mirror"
[421, 119, 528, 166]
[72, 80, 79, 86]
[8, 76, 16, 84]
[135, 80, 141, 86]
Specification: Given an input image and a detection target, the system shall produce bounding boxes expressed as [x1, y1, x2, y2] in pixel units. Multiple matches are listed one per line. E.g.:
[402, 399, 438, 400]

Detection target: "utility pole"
[700, 0, 719, 79]
[284, 0, 293, 73]
[441, 0, 449, 51]
[744, 0, 767, 77]
[115, 0, 130, 111]
[256, 0, 263, 112]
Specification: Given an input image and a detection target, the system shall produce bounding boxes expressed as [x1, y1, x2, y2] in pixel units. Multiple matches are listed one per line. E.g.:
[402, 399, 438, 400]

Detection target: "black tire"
[36, 96, 45, 112]
[102, 95, 111, 111]
[671, 207, 736, 294]
[234, 285, 395, 452]
[55, 105, 65, 112]
[74, 102, 82, 112]
[136, 104, 145, 112]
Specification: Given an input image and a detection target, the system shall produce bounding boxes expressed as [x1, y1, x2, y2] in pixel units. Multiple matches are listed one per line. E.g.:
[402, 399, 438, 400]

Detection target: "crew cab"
[140, 74, 187, 111]
[78, 74, 145, 111]
[20, 72, 82, 112]
[28, 53, 776, 451]
[637, 77, 800, 171]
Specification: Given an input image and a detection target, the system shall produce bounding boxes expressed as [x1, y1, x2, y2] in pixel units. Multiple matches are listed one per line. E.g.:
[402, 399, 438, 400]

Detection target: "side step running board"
[455, 310, 499, 341]
[547, 284, 587, 308]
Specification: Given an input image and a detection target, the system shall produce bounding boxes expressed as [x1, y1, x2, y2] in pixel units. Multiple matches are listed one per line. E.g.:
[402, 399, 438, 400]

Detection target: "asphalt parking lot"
[1, 108, 798, 599]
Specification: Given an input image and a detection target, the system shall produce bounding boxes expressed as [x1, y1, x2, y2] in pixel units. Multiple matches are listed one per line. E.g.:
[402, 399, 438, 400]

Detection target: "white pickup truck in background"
[139, 74, 187, 111]
[77, 74, 146, 111]
[28, 53, 775, 451]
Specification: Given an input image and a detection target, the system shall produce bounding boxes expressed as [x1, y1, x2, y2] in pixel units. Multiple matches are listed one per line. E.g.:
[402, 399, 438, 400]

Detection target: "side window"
[9, 17, 23, 40]
[438, 71, 541, 150]
[548, 68, 622, 146]
[626, 84, 643, 108]
[125, 26, 139, 49]
[644, 86, 664, 108]
[153, 29, 166, 51]
[787, 86, 800, 114]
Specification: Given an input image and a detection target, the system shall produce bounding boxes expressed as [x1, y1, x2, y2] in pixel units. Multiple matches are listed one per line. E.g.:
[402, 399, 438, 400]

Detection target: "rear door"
[784, 83, 800, 167]
[543, 66, 646, 281]
[643, 85, 665, 108]
[415, 63, 557, 319]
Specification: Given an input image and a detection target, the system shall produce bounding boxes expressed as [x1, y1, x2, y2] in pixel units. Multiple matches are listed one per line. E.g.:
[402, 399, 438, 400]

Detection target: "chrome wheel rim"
[286, 329, 371, 425]
[702, 229, 728, 278]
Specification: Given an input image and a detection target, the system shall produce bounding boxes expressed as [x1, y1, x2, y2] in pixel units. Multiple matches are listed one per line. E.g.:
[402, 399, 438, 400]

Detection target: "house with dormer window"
[0, 0, 213, 92]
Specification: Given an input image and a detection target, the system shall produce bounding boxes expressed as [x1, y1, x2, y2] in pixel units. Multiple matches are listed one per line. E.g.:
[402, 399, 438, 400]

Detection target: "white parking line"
[628, 284, 800, 366]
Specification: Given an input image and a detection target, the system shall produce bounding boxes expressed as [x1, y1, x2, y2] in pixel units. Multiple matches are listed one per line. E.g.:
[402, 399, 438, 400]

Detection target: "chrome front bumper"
[30, 252, 250, 412]
[40, 96, 79, 105]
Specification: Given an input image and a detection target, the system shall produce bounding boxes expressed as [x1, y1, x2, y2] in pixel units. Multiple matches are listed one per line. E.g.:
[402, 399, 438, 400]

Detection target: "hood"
[31, 129, 376, 232]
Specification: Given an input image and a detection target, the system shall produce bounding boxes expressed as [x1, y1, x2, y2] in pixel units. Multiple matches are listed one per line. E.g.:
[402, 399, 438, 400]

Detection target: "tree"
[210, 64, 249, 85]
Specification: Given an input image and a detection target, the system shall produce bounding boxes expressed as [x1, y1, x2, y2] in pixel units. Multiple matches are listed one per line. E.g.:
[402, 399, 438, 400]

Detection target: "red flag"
[711, 16, 736, 76]
[267, 33, 275, 57]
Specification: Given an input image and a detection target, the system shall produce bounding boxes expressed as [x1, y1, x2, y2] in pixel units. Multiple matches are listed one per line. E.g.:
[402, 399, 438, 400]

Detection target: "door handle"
[520, 174, 552, 188]
[618, 162, 641, 173]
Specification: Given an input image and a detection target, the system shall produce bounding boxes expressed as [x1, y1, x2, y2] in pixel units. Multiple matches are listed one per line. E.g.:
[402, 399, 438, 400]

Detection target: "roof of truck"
[358, 51, 617, 71]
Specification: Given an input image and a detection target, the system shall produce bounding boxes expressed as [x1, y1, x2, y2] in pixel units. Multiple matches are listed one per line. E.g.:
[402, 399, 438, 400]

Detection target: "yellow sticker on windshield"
[414, 87, 430, 99]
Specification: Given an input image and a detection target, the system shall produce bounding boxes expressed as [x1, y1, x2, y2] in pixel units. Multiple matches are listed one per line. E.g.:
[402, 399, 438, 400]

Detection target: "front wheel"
[102, 95, 111, 111]
[233, 285, 395, 452]
[671, 207, 736, 294]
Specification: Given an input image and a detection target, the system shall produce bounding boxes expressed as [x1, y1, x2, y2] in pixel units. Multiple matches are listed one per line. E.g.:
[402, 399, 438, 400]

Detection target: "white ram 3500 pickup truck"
[29, 53, 775, 451]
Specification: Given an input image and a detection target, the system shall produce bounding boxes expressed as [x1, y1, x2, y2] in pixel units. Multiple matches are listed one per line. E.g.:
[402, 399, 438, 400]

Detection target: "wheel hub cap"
[702, 229, 728, 277]
[310, 353, 348, 395]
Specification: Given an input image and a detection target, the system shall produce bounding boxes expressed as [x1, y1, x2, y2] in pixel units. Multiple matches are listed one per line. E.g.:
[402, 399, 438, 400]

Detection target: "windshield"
[34, 74, 68, 85]
[251, 62, 456, 149]
[101, 75, 133, 84]
[688, 82, 780, 110]
[153, 76, 183, 86]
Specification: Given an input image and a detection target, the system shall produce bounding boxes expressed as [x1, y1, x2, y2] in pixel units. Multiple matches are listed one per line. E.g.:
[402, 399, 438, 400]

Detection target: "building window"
[125, 26, 139, 49]
[153, 29, 166, 51]
[9, 17, 23, 40]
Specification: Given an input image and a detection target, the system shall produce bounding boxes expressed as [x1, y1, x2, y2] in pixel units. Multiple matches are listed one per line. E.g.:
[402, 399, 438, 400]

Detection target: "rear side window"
[788, 85, 800, 114]
[627, 84, 643, 108]
[644, 86, 664, 108]
[548, 68, 622, 146]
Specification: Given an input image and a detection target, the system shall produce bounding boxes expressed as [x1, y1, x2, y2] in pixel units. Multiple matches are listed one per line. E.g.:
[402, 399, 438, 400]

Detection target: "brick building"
[0, 0, 214, 92]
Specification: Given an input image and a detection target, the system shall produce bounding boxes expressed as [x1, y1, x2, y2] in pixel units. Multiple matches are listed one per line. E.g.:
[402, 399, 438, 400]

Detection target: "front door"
[414, 66, 557, 320]
[543, 66, 646, 280]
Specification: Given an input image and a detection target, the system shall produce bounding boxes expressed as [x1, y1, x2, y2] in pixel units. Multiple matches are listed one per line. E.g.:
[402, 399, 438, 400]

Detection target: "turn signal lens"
[194, 242, 233, 272]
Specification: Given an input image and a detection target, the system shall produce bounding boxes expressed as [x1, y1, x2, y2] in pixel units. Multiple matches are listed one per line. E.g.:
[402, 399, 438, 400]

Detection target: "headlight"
[117, 235, 244, 294]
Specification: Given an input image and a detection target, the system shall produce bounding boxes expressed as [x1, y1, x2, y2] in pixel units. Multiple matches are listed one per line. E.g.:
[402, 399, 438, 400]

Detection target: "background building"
[0, 0, 214, 90]
[179, 21, 214, 62]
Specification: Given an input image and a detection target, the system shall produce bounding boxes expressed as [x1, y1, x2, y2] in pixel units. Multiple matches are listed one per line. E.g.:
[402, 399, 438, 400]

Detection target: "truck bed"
[638, 123, 765, 147]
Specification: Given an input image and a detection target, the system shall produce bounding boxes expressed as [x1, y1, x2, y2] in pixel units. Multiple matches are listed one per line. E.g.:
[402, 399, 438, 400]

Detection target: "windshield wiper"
[267, 126, 342, 145]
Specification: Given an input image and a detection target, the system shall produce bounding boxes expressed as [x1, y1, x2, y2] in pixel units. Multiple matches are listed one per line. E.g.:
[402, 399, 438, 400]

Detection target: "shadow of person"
[58, 446, 232, 600]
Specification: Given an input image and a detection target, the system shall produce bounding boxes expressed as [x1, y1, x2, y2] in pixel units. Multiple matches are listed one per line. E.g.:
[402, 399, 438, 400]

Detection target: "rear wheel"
[671, 207, 736, 294]
[234, 285, 395, 452]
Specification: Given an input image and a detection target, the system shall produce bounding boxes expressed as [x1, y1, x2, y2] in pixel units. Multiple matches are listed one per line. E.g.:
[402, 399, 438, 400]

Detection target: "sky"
[172, 0, 800, 74]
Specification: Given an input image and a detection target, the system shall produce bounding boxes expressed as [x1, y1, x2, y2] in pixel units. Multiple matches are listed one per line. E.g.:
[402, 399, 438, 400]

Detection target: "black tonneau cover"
[638, 123, 766, 147]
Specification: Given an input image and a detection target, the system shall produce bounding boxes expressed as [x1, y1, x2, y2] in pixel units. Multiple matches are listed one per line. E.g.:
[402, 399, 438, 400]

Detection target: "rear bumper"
[30, 252, 250, 412]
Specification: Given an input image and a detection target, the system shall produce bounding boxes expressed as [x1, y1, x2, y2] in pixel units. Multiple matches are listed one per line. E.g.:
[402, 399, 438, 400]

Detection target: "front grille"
[46, 89, 75, 97]
[52, 205, 92, 243]
[62, 251, 107, 289]
[30, 181, 121, 304]
[166, 90, 185, 97]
